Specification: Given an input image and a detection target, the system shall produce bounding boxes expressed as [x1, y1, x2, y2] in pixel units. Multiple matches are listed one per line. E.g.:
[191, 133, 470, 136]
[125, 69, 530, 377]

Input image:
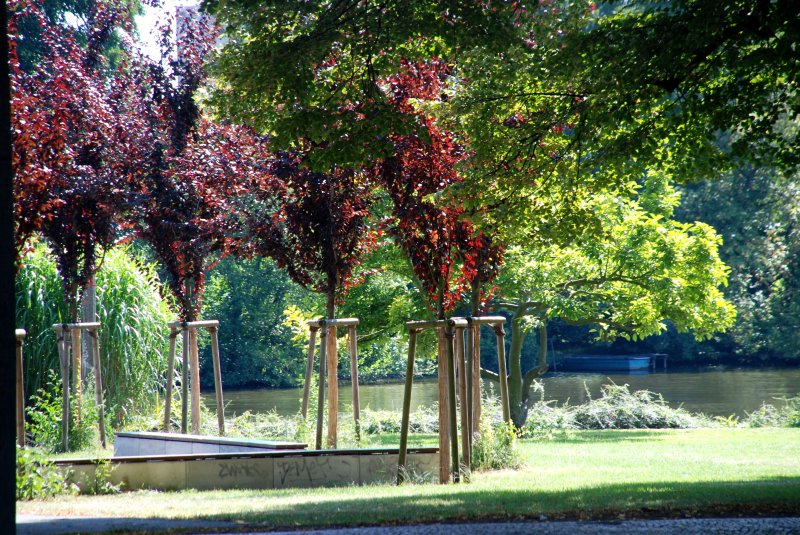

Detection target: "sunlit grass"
[18, 428, 800, 527]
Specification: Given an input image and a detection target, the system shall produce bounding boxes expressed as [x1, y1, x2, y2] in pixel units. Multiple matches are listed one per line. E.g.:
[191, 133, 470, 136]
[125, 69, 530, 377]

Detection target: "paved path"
[17, 515, 800, 534]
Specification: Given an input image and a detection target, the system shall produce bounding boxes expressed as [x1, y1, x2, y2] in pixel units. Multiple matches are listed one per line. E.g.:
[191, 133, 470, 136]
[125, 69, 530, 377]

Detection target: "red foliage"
[376, 59, 505, 317]
[10, 0, 134, 314]
[454, 225, 504, 314]
[124, 10, 267, 321]
[241, 151, 376, 317]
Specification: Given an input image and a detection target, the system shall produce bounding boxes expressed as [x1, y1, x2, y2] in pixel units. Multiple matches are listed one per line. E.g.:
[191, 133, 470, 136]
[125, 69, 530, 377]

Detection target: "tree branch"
[480, 367, 500, 382]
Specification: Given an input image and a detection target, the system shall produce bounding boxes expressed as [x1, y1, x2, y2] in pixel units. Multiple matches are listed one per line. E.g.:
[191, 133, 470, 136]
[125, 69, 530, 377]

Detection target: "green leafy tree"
[677, 165, 800, 363]
[199, 256, 310, 389]
[489, 176, 736, 427]
[205, 0, 529, 168]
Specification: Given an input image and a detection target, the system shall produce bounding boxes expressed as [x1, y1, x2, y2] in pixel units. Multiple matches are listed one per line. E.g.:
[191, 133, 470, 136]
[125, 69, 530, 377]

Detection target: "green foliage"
[16, 445, 77, 500]
[448, 0, 800, 237]
[501, 177, 735, 342]
[206, 0, 526, 168]
[675, 166, 800, 363]
[471, 420, 521, 471]
[26, 370, 103, 452]
[199, 257, 308, 389]
[745, 396, 800, 429]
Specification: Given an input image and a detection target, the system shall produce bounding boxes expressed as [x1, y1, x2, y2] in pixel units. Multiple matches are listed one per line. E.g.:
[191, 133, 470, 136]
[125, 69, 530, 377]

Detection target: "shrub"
[26, 370, 102, 452]
[16, 446, 77, 500]
[472, 420, 521, 471]
[567, 383, 709, 430]
[745, 395, 800, 428]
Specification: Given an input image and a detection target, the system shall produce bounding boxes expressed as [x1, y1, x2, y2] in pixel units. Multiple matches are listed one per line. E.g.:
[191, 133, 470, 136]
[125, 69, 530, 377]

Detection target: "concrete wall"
[64, 450, 438, 492]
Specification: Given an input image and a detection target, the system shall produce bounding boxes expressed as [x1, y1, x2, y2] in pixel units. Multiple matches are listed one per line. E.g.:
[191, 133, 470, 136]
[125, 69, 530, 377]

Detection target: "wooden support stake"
[495, 325, 511, 424]
[89, 330, 106, 448]
[445, 323, 460, 482]
[71, 327, 82, 424]
[181, 326, 189, 434]
[315, 326, 327, 450]
[437, 327, 450, 483]
[348, 325, 361, 442]
[16, 330, 26, 448]
[209, 326, 225, 435]
[57, 329, 70, 451]
[471, 325, 482, 433]
[326, 325, 338, 448]
[301, 327, 318, 419]
[397, 328, 418, 484]
[455, 327, 470, 470]
[164, 330, 177, 431]
[190, 328, 201, 434]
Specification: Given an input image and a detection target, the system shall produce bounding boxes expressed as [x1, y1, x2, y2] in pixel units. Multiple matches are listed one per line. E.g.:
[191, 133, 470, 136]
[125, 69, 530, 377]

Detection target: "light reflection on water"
[205, 367, 800, 418]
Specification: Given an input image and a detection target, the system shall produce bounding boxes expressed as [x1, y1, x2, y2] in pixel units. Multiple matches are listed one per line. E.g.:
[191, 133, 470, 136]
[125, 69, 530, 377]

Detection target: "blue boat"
[560, 354, 653, 372]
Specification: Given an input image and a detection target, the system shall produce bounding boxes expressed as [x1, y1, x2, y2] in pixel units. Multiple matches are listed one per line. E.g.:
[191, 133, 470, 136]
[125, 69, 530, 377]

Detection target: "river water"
[206, 367, 800, 418]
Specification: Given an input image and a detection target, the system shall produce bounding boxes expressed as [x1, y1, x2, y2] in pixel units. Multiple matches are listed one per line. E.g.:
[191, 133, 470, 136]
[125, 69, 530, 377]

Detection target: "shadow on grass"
[18, 477, 800, 533]
[194, 476, 800, 528]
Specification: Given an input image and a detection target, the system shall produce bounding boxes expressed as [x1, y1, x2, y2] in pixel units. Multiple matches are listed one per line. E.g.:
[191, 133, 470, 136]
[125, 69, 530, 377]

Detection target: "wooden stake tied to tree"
[302, 318, 361, 449]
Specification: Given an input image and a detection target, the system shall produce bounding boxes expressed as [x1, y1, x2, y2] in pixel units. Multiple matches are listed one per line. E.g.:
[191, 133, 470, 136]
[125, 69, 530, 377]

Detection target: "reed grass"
[16, 243, 174, 429]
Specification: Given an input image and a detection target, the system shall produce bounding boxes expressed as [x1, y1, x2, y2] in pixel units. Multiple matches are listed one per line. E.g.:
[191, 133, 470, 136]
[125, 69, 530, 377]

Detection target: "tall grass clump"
[95, 246, 173, 422]
[15, 241, 69, 399]
[16, 242, 174, 428]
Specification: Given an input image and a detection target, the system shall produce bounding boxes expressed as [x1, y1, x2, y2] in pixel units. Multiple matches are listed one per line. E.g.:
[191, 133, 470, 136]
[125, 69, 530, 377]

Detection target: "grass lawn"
[18, 428, 800, 528]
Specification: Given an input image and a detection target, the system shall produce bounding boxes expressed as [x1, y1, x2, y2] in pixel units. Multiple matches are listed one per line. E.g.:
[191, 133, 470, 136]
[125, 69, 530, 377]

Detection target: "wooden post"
[472, 325, 482, 432]
[301, 327, 318, 419]
[16, 329, 26, 448]
[89, 330, 106, 448]
[70, 326, 82, 424]
[494, 325, 511, 423]
[180, 325, 189, 434]
[209, 326, 225, 435]
[315, 325, 327, 450]
[164, 330, 178, 431]
[436, 327, 450, 483]
[57, 327, 70, 451]
[444, 322, 460, 482]
[190, 328, 201, 434]
[326, 324, 338, 448]
[455, 326, 470, 470]
[397, 328, 419, 484]
[348, 325, 361, 442]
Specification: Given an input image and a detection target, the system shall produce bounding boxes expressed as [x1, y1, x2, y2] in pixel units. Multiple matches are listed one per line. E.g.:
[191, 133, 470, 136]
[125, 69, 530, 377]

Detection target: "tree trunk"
[507, 311, 526, 428]
[80, 276, 96, 384]
[470, 281, 480, 316]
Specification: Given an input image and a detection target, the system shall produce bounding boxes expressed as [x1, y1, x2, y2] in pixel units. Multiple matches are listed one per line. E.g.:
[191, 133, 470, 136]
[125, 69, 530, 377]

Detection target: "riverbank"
[209, 366, 800, 418]
[19, 428, 800, 530]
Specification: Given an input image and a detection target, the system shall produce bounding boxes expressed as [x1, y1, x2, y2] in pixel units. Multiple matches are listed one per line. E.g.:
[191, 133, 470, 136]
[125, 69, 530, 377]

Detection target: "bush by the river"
[744, 395, 800, 428]
[522, 383, 713, 437]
